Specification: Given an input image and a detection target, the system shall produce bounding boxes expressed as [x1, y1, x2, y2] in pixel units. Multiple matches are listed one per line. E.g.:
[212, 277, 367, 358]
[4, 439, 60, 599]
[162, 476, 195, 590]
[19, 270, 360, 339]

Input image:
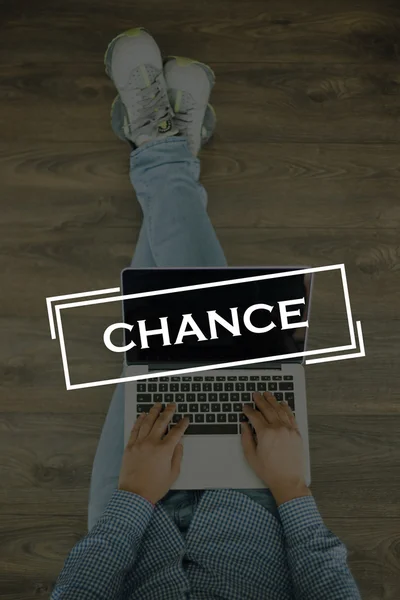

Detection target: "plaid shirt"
[52, 489, 360, 599]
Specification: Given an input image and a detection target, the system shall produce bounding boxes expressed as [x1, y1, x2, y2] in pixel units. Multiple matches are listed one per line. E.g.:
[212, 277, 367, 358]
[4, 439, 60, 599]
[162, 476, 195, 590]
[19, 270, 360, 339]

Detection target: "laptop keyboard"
[136, 372, 295, 435]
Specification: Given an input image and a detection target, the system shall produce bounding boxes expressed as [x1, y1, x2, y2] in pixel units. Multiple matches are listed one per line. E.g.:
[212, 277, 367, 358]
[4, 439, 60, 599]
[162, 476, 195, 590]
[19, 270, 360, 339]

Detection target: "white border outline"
[46, 287, 120, 339]
[47, 263, 365, 390]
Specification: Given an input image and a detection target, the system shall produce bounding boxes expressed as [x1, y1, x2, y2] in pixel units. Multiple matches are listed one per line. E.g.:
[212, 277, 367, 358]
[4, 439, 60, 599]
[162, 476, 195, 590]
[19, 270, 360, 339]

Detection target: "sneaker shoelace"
[131, 76, 172, 130]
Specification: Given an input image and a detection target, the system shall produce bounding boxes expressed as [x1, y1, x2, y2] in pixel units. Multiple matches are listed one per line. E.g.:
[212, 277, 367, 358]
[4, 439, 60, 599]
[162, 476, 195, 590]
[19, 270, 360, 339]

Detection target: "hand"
[119, 403, 189, 505]
[241, 392, 311, 506]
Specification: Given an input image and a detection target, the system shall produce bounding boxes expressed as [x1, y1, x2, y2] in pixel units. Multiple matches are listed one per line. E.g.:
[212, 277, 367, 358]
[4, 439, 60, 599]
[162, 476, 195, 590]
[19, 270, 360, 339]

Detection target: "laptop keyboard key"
[192, 383, 201, 391]
[219, 393, 229, 402]
[235, 383, 245, 391]
[181, 383, 190, 392]
[137, 394, 152, 403]
[198, 393, 206, 402]
[214, 383, 223, 391]
[258, 382, 267, 391]
[171, 383, 179, 392]
[137, 404, 149, 413]
[206, 413, 216, 423]
[203, 383, 212, 391]
[241, 393, 251, 402]
[187, 394, 196, 402]
[222, 403, 231, 412]
[239, 376, 248, 381]
[211, 403, 220, 412]
[228, 413, 238, 422]
[137, 383, 147, 392]
[227, 376, 237, 381]
[283, 375, 294, 380]
[268, 383, 278, 391]
[200, 404, 210, 412]
[154, 393, 163, 402]
[275, 393, 283, 401]
[246, 382, 256, 391]
[159, 383, 168, 392]
[195, 414, 205, 423]
[176, 393, 185, 402]
[280, 382, 294, 390]
[233, 403, 242, 412]
[217, 413, 227, 423]
[186, 424, 237, 435]
[250, 375, 260, 381]
[209, 393, 218, 402]
[148, 383, 157, 392]
[178, 403, 188, 412]
[261, 375, 271, 381]
[165, 393, 173, 402]
[272, 376, 282, 381]
[231, 393, 239, 402]
[189, 404, 199, 412]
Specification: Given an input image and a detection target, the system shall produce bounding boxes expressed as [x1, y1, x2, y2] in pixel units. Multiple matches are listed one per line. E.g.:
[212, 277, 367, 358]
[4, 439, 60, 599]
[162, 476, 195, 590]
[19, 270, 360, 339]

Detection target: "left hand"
[119, 402, 189, 504]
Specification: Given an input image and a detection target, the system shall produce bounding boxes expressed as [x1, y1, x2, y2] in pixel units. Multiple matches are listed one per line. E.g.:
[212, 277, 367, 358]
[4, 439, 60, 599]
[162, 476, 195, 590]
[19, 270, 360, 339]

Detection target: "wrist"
[118, 484, 156, 506]
[269, 480, 311, 507]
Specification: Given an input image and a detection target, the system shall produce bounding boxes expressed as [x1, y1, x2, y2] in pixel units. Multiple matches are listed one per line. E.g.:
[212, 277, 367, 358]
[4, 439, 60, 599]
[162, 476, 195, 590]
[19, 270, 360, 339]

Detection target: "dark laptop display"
[122, 268, 310, 365]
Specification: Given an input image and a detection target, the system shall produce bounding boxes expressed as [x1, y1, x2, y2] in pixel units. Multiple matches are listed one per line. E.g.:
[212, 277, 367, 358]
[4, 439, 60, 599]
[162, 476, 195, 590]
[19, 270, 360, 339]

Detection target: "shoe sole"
[163, 55, 216, 90]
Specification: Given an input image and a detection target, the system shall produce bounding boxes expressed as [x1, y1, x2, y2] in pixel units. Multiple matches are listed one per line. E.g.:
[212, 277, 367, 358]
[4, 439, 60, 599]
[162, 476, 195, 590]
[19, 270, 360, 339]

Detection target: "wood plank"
[0, 227, 398, 317]
[1, 414, 400, 517]
[2, 62, 400, 142]
[0, 513, 85, 600]
[1, 142, 400, 229]
[2, 0, 400, 64]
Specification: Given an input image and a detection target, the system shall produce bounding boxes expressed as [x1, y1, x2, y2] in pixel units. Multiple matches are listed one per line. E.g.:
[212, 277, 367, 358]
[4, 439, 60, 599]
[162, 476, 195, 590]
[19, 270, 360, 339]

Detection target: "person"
[51, 29, 361, 599]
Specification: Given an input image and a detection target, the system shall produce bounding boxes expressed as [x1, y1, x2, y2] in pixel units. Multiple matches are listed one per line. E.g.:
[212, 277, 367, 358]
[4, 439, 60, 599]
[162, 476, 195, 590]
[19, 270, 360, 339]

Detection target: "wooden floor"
[1, 0, 400, 597]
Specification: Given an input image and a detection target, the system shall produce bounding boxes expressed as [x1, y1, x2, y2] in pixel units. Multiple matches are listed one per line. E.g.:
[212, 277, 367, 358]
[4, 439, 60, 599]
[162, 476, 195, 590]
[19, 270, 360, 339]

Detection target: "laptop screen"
[121, 267, 311, 366]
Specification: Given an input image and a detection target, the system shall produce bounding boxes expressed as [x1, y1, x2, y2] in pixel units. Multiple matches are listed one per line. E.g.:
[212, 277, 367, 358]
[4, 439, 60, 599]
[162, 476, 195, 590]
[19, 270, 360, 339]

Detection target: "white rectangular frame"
[48, 263, 363, 390]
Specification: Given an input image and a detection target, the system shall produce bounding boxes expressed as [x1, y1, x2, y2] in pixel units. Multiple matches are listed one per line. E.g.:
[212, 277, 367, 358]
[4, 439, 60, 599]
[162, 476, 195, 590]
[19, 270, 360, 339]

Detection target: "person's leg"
[89, 29, 228, 529]
[88, 141, 226, 528]
[130, 137, 226, 267]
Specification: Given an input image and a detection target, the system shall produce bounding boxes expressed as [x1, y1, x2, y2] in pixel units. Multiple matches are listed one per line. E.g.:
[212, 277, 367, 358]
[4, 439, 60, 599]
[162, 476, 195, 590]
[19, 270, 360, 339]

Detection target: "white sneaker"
[104, 28, 178, 146]
[163, 56, 215, 155]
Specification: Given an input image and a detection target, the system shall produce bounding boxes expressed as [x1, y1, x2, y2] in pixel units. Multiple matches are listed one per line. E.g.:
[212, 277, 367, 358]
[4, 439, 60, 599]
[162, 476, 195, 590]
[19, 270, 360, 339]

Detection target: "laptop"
[123, 267, 312, 489]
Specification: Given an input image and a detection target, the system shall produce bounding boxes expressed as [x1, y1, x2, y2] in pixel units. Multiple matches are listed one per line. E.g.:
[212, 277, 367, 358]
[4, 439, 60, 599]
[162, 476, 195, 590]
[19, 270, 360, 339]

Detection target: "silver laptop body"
[123, 267, 312, 489]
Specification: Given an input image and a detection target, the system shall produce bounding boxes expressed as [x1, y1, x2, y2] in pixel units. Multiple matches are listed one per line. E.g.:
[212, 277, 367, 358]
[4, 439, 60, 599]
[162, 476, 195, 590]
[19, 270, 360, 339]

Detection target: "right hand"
[241, 392, 311, 506]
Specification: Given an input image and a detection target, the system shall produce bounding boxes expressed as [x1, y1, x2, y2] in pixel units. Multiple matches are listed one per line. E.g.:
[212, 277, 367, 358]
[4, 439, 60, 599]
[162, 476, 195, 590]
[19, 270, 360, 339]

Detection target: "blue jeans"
[88, 137, 278, 531]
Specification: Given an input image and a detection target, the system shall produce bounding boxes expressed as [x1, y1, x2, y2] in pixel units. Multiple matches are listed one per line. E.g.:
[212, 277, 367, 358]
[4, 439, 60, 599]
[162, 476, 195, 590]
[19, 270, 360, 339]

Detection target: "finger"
[137, 402, 162, 441]
[254, 392, 281, 425]
[164, 415, 190, 447]
[281, 401, 299, 429]
[242, 403, 267, 435]
[127, 413, 146, 447]
[149, 403, 176, 440]
[171, 442, 184, 479]
[240, 421, 258, 469]
[264, 393, 292, 426]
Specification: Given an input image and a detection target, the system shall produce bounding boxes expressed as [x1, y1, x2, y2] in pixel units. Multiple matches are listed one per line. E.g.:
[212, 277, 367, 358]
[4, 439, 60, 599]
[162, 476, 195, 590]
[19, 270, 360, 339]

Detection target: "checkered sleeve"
[278, 496, 361, 599]
[51, 489, 154, 600]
